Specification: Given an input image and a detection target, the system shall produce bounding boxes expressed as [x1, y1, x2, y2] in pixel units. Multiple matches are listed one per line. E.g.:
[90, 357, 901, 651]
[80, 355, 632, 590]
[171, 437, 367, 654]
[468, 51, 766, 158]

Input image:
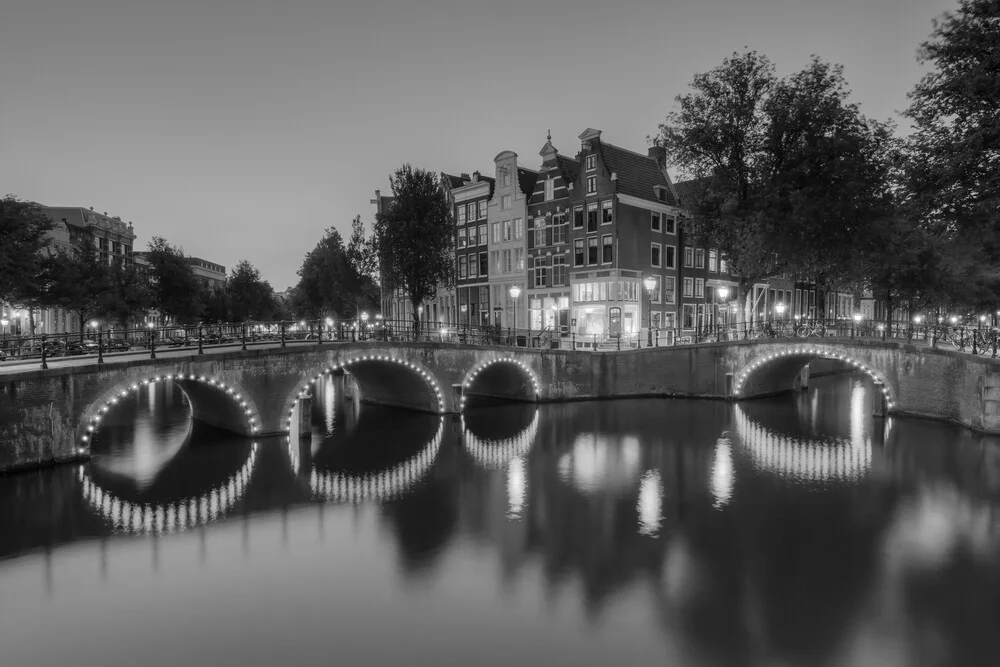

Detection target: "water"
[1, 372, 999, 667]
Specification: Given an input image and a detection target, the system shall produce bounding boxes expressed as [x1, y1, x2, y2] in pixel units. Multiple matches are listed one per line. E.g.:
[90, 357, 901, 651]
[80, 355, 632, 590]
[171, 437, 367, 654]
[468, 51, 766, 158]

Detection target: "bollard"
[794, 363, 810, 392]
[725, 372, 734, 400]
[452, 383, 463, 417]
[298, 393, 312, 439]
[149, 329, 157, 360]
[241, 323, 248, 351]
[97, 326, 105, 365]
[40, 334, 48, 370]
[197, 325, 204, 355]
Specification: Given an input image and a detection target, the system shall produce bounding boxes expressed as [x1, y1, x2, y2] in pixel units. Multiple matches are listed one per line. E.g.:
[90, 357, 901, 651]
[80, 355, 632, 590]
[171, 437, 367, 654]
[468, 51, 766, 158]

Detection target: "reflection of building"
[486, 152, 536, 330]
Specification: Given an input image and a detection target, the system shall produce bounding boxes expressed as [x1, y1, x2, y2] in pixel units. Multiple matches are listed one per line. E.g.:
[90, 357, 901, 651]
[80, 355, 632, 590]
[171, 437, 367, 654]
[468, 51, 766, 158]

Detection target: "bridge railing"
[3, 316, 999, 370]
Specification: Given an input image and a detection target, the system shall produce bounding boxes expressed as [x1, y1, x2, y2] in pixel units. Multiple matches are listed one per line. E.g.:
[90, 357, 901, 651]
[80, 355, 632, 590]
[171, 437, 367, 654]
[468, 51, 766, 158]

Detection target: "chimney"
[472, 171, 480, 182]
[460, 172, 470, 181]
[648, 145, 667, 169]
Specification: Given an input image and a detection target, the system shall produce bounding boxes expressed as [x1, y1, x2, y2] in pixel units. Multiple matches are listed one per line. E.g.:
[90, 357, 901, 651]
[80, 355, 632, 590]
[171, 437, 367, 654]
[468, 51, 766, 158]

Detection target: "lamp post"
[147, 321, 157, 359]
[717, 285, 730, 336]
[509, 285, 521, 343]
[90, 319, 104, 365]
[643, 276, 657, 347]
[361, 311, 369, 341]
[852, 312, 862, 338]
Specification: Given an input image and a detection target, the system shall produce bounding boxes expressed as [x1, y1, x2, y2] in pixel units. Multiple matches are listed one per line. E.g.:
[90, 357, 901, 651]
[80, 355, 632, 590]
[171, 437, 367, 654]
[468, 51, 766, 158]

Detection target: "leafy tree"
[145, 236, 202, 323]
[197, 284, 231, 323]
[293, 226, 378, 320]
[373, 164, 454, 332]
[905, 0, 1000, 309]
[0, 196, 53, 326]
[347, 215, 379, 281]
[43, 237, 113, 334]
[101, 259, 153, 327]
[226, 260, 276, 321]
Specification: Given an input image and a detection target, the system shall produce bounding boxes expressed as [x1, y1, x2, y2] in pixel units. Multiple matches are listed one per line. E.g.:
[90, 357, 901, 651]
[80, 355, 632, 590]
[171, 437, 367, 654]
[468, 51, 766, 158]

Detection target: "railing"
[2, 316, 999, 370]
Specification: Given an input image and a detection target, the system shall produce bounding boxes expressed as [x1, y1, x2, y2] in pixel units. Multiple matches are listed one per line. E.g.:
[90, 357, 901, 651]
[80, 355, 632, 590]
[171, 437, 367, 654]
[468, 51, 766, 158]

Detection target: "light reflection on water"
[1, 372, 999, 666]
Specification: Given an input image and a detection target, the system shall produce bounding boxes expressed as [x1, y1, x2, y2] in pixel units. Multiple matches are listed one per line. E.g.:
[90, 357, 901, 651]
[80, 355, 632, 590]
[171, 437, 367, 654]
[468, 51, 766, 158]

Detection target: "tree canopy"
[373, 164, 454, 328]
[226, 259, 277, 321]
[292, 225, 378, 320]
[0, 196, 53, 310]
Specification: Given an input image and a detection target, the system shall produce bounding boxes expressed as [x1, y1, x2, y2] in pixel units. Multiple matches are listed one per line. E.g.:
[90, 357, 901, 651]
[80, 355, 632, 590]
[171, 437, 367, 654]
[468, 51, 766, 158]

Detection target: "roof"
[671, 177, 713, 209]
[598, 142, 677, 206]
[517, 167, 539, 198]
[441, 172, 468, 189]
[554, 154, 580, 188]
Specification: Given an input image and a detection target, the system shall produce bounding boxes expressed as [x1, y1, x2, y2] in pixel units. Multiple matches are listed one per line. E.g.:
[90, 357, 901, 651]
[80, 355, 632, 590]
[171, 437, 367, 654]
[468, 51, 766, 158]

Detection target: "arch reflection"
[462, 405, 539, 470]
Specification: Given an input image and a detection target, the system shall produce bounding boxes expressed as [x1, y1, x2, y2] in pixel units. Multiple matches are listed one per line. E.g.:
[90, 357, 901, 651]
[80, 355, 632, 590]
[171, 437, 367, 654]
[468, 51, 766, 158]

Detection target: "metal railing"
[2, 316, 999, 370]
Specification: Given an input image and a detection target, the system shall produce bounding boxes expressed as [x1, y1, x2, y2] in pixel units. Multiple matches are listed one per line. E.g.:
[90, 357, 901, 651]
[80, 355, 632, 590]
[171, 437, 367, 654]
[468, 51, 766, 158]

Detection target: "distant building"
[185, 257, 227, 291]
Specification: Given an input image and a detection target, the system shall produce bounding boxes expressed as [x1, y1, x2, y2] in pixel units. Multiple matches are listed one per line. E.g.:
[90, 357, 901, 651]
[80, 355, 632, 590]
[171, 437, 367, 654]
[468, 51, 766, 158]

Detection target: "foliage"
[226, 259, 277, 321]
[145, 236, 202, 323]
[42, 237, 113, 332]
[0, 196, 53, 311]
[373, 164, 454, 329]
[100, 259, 153, 327]
[293, 227, 377, 319]
[905, 0, 1000, 308]
[347, 215, 379, 281]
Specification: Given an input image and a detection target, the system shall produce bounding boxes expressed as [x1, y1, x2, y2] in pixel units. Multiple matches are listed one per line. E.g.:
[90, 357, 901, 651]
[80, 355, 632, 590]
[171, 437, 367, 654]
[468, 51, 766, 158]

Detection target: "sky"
[1, 0, 957, 290]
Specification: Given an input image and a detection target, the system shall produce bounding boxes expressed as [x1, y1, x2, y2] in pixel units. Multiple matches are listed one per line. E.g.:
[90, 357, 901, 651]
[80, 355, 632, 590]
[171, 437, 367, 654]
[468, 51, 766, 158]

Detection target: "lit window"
[695, 249, 705, 269]
[695, 278, 705, 298]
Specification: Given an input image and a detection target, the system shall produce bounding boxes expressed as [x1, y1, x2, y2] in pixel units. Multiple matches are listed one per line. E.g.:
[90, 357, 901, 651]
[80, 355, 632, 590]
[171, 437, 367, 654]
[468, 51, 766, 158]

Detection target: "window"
[695, 249, 705, 269]
[586, 154, 596, 171]
[682, 304, 695, 329]
[478, 201, 487, 219]
[552, 255, 567, 286]
[478, 224, 487, 246]
[503, 249, 512, 273]
[552, 221, 567, 245]
[491, 222, 501, 244]
[533, 256, 548, 288]
[480, 285, 490, 307]
[514, 218, 523, 239]
[459, 258, 468, 279]
[587, 176, 596, 194]
[534, 221, 546, 248]
[683, 278, 693, 297]
[588, 237, 599, 265]
[574, 238, 585, 266]
[665, 245, 676, 268]
[650, 243, 662, 267]
[684, 247, 694, 267]
[587, 203, 598, 232]
[651, 211, 662, 232]
[651, 311, 662, 329]
[480, 252, 489, 277]
[501, 194, 511, 210]
[458, 206, 466, 225]
[573, 206, 583, 229]
[515, 248, 524, 271]
[601, 200, 613, 224]
[468, 203, 476, 221]
[649, 275, 662, 303]
[503, 220, 512, 241]
[720, 257, 728, 273]
[492, 251, 501, 273]
[709, 249, 718, 272]
[544, 178, 554, 201]
[457, 228, 467, 249]
[663, 312, 676, 329]
[695, 278, 705, 298]
[655, 187, 667, 202]
[468, 254, 478, 278]
[602, 234, 613, 264]
[664, 216, 676, 234]
[663, 276, 676, 304]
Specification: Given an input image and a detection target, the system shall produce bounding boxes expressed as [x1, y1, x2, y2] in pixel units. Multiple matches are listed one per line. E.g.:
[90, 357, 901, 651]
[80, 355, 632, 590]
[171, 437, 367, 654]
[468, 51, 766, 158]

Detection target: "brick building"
[453, 171, 495, 328]
[486, 151, 536, 330]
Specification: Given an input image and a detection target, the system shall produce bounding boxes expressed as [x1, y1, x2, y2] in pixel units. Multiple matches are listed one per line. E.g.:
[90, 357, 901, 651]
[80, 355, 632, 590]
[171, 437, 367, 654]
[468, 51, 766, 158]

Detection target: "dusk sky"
[1, 0, 956, 290]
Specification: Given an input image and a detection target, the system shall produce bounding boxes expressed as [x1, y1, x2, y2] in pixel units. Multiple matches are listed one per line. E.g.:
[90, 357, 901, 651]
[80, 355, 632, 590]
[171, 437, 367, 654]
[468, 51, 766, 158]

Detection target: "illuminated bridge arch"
[461, 355, 540, 409]
[462, 408, 540, 469]
[78, 443, 260, 535]
[732, 345, 896, 409]
[80, 373, 263, 451]
[732, 406, 872, 483]
[283, 355, 445, 427]
[305, 417, 445, 503]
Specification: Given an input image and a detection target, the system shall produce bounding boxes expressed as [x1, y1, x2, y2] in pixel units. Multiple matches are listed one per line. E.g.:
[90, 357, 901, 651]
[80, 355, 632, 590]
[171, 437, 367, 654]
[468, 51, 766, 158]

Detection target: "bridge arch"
[282, 355, 445, 429]
[304, 417, 445, 503]
[79, 373, 263, 451]
[461, 355, 540, 409]
[78, 442, 259, 535]
[731, 345, 896, 409]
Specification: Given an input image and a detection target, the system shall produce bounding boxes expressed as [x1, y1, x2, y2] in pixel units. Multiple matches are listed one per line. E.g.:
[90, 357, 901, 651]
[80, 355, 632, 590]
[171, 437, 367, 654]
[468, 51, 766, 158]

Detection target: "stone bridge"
[3, 337, 1000, 471]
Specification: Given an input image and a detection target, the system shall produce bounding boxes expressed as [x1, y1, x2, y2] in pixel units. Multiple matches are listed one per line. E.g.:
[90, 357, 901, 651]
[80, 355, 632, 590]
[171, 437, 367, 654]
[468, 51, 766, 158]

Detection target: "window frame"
[651, 211, 662, 233]
[586, 176, 596, 194]
[651, 242, 662, 268]
[586, 154, 596, 171]
[574, 238, 585, 267]
[602, 234, 613, 264]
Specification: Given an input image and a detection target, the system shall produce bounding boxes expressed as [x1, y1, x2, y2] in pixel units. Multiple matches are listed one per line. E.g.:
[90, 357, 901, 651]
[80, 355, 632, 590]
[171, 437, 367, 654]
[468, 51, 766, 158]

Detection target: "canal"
[1, 372, 998, 666]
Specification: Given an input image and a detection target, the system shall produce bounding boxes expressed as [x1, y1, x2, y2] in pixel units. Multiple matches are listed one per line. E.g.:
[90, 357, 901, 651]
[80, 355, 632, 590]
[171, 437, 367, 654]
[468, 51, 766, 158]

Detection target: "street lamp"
[949, 315, 958, 325]
[509, 284, 521, 336]
[775, 302, 786, 320]
[716, 285, 730, 333]
[914, 315, 923, 324]
[643, 276, 657, 346]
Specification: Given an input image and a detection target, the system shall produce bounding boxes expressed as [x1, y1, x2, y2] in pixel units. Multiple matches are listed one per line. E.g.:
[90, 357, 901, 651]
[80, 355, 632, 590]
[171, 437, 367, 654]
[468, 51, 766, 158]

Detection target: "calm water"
[1, 373, 999, 667]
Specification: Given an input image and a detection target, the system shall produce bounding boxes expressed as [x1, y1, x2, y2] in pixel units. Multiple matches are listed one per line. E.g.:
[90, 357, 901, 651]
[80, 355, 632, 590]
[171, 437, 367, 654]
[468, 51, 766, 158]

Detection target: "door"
[609, 307, 622, 338]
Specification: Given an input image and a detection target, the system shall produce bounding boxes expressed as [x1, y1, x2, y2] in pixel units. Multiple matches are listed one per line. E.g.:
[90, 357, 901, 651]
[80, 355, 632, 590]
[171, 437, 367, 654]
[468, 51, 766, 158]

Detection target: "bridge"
[3, 332, 1000, 472]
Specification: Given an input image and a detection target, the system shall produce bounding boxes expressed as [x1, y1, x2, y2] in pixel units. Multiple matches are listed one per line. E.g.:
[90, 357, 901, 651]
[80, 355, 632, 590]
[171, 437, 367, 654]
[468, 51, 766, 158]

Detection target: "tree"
[905, 0, 1000, 309]
[293, 225, 379, 320]
[101, 259, 153, 327]
[347, 215, 378, 281]
[226, 260, 276, 321]
[373, 164, 454, 332]
[0, 196, 53, 327]
[43, 237, 113, 334]
[145, 236, 202, 323]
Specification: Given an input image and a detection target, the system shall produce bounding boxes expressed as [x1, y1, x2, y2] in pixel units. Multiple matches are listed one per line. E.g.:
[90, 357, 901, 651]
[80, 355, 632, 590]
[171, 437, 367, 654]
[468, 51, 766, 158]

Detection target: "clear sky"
[0, 0, 955, 290]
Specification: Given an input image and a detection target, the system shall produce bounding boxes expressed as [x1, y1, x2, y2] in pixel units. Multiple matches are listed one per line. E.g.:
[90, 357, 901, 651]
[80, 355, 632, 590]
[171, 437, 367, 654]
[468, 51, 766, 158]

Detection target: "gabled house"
[486, 151, 537, 330]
